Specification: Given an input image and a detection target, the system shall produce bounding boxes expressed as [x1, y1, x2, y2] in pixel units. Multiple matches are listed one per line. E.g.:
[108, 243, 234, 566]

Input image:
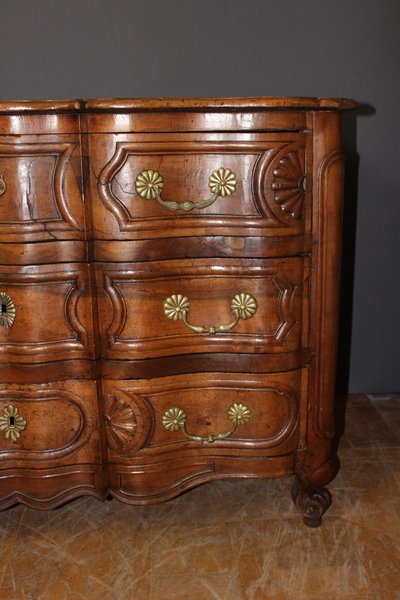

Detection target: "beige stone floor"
[1, 394, 400, 600]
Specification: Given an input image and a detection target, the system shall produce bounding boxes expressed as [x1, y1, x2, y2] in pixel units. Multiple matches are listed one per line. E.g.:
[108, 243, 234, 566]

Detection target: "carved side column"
[292, 111, 345, 527]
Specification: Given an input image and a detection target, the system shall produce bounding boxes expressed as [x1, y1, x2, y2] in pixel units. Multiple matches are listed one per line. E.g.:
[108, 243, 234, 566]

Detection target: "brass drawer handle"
[0, 174, 6, 197]
[164, 292, 257, 334]
[135, 167, 237, 211]
[0, 292, 16, 329]
[0, 405, 27, 442]
[162, 403, 251, 444]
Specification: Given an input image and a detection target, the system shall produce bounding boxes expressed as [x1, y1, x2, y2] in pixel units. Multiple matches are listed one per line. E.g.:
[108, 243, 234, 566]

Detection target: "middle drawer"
[0, 263, 95, 364]
[95, 256, 308, 363]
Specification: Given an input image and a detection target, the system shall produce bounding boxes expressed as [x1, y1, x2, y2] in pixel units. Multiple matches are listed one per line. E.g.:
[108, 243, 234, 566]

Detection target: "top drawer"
[90, 131, 312, 250]
[0, 134, 84, 246]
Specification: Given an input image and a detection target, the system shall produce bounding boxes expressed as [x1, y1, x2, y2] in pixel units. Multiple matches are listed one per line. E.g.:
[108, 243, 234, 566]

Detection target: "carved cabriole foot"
[292, 481, 332, 528]
[291, 457, 338, 527]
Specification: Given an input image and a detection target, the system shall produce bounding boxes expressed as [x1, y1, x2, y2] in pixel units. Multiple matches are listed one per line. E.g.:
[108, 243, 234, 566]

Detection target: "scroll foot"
[291, 474, 333, 528]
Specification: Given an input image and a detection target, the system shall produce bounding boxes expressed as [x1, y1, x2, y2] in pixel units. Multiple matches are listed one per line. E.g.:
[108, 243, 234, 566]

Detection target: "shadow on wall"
[336, 103, 375, 395]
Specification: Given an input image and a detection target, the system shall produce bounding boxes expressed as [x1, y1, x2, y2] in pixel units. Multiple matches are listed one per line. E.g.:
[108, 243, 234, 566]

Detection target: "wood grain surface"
[0, 98, 354, 524]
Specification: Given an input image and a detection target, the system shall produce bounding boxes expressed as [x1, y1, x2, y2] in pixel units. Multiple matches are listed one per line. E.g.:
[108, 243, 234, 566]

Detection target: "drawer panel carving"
[96, 257, 307, 360]
[0, 263, 95, 363]
[111, 455, 295, 504]
[103, 370, 302, 458]
[92, 133, 310, 241]
[0, 381, 100, 465]
[112, 460, 217, 504]
[0, 138, 84, 242]
[0, 466, 103, 510]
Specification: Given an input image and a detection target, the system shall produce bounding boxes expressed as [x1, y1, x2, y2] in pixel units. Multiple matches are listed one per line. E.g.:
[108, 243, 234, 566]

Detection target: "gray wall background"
[1, 0, 399, 393]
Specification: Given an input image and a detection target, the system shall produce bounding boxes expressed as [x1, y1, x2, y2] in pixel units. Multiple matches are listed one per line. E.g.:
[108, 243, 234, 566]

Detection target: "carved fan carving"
[271, 149, 306, 219]
[104, 395, 137, 450]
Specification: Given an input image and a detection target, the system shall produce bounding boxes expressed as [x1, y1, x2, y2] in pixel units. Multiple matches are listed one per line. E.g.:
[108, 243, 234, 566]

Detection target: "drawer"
[103, 370, 304, 459]
[0, 380, 100, 466]
[96, 257, 308, 362]
[91, 132, 311, 248]
[0, 379, 103, 508]
[0, 263, 95, 363]
[104, 369, 306, 502]
[0, 135, 85, 245]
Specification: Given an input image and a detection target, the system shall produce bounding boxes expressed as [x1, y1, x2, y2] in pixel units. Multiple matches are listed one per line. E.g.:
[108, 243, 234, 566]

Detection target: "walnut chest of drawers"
[0, 97, 357, 526]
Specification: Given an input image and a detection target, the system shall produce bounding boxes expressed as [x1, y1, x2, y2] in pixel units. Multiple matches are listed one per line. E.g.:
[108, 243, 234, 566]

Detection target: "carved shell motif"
[271, 149, 306, 219]
[104, 395, 137, 450]
[0, 293, 16, 329]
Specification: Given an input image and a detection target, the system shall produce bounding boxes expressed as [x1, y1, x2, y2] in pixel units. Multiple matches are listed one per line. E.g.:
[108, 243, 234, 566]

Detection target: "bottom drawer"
[0, 380, 103, 509]
[103, 370, 307, 502]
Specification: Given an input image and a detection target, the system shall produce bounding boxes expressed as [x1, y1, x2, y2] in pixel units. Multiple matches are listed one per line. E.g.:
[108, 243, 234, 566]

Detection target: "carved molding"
[104, 394, 137, 450]
[104, 390, 154, 455]
[102, 273, 127, 343]
[106, 376, 299, 454]
[97, 140, 306, 234]
[0, 269, 91, 359]
[101, 262, 299, 357]
[0, 468, 101, 511]
[0, 389, 93, 460]
[153, 384, 298, 450]
[64, 279, 90, 352]
[313, 150, 344, 439]
[0, 142, 81, 233]
[98, 141, 253, 230]
[271, 274, 298, 342]
[115, 461, 216, 502]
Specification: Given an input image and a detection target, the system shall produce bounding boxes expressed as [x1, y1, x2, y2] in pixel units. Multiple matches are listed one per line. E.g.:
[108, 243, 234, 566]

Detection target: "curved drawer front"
[0, 263, 95, 363]
[103, 370, 303, 460]
[0, 381, 100, 465]
[0, 135, 85, 244]
[96, 257, 308, 360]
[91, 132, 311, 245]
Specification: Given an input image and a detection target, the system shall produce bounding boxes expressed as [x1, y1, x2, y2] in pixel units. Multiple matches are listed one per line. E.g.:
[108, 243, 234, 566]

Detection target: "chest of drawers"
[0, 97, 357, 526]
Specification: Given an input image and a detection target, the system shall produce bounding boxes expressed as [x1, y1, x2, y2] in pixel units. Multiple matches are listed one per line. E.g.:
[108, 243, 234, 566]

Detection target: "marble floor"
[0, 394, 399, 600]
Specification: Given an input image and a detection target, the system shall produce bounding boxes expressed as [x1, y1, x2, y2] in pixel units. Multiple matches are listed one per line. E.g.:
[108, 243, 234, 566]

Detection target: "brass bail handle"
[164, 292, 257, 334]
[162, 403, 251, 444]
[134, 167, 237, 211]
